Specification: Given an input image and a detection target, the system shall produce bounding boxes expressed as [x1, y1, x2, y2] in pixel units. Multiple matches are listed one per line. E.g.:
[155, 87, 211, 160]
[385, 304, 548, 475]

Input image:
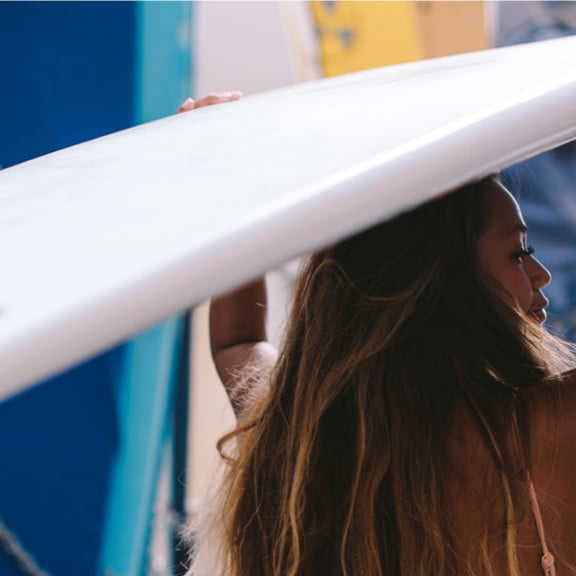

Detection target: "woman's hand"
[177, 92, 242, 114]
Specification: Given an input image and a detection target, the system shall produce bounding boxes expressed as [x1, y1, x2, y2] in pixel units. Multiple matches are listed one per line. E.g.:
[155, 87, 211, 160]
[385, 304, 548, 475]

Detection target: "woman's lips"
[530, 294, 549, 324]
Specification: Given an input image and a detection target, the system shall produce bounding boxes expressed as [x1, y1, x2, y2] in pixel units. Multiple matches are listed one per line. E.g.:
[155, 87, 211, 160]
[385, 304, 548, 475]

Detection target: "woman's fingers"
[194, 92, 242, 108]
[177, 92, 242, 114]
[177, 97, 195, 113]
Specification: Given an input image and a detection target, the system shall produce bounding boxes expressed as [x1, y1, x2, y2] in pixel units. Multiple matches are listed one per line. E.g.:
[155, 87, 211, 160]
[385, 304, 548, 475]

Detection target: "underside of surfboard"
[0, 36, 575, 401]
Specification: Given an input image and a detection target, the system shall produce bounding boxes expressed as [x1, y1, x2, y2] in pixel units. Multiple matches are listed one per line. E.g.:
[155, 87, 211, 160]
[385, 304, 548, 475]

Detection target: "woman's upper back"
[448, 369, 576, 575]
[527, 369, 576, 574]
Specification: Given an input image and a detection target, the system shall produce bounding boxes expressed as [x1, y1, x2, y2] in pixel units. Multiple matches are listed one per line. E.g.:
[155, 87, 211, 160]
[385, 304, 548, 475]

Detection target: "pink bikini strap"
[528, 477, 556, 576]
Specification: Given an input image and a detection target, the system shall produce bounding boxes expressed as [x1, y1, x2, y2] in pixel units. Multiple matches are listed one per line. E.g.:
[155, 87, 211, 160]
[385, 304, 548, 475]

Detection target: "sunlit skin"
[477, 182, 551, 325]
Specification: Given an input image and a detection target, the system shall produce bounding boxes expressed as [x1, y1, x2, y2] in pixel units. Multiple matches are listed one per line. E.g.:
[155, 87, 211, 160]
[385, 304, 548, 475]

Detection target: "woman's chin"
[528, 309, 547, 325]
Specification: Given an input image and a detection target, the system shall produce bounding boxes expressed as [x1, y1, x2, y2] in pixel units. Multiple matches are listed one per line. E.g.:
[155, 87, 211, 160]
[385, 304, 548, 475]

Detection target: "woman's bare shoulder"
[523, 368, 576, 428]
[557, 367, 576, 386]
[523, 369, 576, 482]
[524, 368, 576, 413]
[539, 368, 576, 418]
[548, 368, 576, 443]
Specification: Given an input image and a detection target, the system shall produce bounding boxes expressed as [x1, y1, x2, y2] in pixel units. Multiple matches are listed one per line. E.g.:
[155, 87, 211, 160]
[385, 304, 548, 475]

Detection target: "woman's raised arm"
[177, 93, 277, 415]
[209, 279, 278, 417]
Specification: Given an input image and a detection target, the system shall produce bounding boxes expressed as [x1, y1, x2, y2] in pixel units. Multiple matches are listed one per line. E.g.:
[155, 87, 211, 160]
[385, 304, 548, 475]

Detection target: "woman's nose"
[528, 255, 552, 289]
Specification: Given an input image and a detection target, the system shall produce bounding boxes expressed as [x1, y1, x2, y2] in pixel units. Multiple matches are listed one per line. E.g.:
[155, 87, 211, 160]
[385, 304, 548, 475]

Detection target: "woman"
[182, 99, 576, 575]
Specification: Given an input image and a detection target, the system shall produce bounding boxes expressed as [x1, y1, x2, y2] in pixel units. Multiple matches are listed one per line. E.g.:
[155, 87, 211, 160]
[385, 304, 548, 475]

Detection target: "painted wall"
[0, 3, 192, 574]
[0, 5, 134, 572]
[310, 0, 487, 77]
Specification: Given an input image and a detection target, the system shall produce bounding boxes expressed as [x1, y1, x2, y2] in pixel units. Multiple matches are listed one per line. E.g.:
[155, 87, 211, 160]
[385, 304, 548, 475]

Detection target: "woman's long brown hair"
[190, 177, 572, 576]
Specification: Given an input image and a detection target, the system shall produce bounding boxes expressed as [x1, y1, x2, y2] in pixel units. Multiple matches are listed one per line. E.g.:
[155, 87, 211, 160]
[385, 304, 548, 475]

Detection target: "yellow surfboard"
[311, 0, 487, 76]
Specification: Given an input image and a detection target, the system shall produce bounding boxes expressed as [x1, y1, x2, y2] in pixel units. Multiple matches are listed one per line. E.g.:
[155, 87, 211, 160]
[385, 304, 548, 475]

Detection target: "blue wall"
[0, 2, 135, 168]
[0, 2, 192, 574]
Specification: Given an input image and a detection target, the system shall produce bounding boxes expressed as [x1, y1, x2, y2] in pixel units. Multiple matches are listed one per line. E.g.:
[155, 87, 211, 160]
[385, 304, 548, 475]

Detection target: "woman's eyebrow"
[509, 222, 528, 235]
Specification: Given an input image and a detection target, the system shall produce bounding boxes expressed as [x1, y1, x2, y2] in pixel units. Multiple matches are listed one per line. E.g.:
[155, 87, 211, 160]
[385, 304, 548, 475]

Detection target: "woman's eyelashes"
[511, 245, 535, 264]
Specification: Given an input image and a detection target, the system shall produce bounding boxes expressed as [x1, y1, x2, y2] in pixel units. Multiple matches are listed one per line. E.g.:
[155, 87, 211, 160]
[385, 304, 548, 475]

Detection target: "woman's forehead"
[481, 181, 526, 233]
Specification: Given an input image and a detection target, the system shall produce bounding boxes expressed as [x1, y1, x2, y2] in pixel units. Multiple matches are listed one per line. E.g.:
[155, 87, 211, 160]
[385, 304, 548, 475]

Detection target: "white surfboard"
[1, 36, 576, 401]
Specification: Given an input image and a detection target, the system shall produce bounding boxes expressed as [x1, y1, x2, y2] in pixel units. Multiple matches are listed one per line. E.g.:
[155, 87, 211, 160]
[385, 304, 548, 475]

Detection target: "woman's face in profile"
[476, 182, 551, 324]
